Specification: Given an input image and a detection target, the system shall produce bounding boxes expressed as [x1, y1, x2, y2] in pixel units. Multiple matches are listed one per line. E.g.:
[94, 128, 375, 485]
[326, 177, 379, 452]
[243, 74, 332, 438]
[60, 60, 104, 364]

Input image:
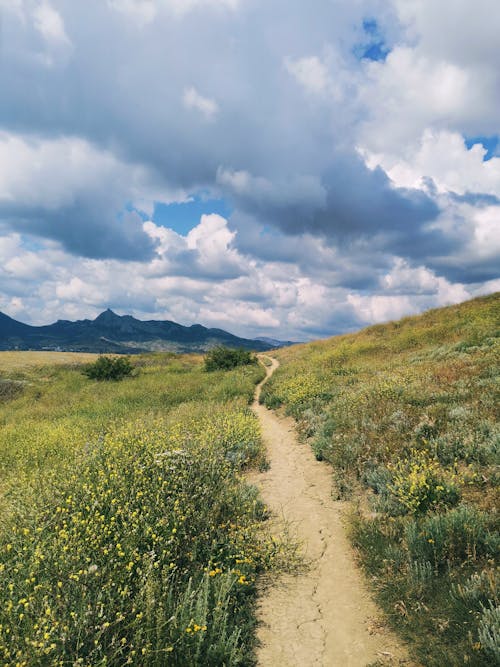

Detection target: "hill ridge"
[0, 309, 284, 354]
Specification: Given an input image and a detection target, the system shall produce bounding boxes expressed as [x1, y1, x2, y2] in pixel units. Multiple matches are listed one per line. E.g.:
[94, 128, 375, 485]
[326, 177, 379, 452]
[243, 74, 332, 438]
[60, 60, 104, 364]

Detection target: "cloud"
[107, 0, 157, 25]
[33, 1, 71, 46]
[144, 213, 247, 280]
[359, 1, 500, 150]
[362, 130, 500, 197]
[220, 154, 441, 263]
[183, 87, 219, 120]
[0, 0, 498, 339]
[108, 0, 241, 23]
[285, 56, 331, 95]
[0, 131, 186, 260]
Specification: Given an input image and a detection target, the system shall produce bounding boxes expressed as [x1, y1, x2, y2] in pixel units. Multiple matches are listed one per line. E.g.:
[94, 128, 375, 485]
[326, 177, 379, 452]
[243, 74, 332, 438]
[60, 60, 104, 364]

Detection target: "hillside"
[0, 308, 280, 353]
[260, 292, 499, 666]
[0, 350, 295, 664]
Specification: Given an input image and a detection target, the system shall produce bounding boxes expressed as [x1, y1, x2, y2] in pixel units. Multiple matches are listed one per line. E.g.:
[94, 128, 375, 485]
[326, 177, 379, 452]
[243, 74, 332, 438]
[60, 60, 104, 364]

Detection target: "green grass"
[261, 292, 499, 666]
[0, 351, 291, 665]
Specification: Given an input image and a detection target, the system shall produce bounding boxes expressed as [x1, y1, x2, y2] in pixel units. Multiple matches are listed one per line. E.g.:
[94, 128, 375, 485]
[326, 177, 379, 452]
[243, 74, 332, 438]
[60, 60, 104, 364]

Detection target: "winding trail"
[252, 356, 412, 667]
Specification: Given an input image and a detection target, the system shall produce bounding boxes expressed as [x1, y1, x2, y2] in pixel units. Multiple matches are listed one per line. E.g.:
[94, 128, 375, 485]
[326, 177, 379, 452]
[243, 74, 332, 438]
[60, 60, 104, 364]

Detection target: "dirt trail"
[252, 356, 411, 667]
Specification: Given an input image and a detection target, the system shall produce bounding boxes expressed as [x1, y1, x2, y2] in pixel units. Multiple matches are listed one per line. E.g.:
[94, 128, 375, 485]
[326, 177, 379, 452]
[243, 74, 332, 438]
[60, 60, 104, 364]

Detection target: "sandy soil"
[252, 356, 413, 667]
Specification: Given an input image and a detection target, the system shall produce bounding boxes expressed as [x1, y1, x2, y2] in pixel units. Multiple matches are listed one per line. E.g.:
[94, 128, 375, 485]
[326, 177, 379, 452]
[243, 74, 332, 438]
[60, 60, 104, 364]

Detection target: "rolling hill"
[260, 292, 499, 666]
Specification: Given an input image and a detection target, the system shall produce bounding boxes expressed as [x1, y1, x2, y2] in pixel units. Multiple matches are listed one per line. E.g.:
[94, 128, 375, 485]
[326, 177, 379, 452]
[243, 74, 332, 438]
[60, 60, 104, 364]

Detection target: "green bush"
[204, 347, 257, 372]
[83, 355, 134, 381]
[0, 379, 23, 403]
[478, 602, 500, 662]
[386, 449, 461, 515]
[405, 505, 498, 569]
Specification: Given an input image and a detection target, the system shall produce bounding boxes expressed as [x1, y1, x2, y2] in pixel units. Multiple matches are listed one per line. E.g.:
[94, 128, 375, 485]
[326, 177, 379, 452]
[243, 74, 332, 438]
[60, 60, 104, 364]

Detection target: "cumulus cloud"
[362, 130, 500, 197]
[359, 1, 500, 150]
[0, 132, 186, 260]
[0, 0, 498, 338]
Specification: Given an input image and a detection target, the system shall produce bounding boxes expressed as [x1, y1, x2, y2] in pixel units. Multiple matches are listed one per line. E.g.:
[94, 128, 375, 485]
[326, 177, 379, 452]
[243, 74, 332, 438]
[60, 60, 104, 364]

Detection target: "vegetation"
[0, 379, 24, 403]
[204, 347, 258, 372]
[83, 355, 134, 381]
[0, 352, 290, 665]
[261, 293, 499, 666]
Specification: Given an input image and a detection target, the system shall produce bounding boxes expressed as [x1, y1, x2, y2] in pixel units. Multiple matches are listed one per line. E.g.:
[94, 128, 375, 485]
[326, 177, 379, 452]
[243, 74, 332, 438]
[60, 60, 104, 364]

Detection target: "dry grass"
[0, 351, 99, 372]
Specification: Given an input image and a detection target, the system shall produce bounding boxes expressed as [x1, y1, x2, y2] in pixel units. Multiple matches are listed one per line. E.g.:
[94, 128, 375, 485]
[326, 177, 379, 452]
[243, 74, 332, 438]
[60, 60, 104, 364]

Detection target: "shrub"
[405, 505, 498, 569]
[0, 379, 23, 403]
[478, 602, 500, 662]
[451, 569, 499, 607]
[387, 449, 461, 515]
[204, 347, 257, 372]
[82, 355, 134, 381]
[407, 559, 435, 595]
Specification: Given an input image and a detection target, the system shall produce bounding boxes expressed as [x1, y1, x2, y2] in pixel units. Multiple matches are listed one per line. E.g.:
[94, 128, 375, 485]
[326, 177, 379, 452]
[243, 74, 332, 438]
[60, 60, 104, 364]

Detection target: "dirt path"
[252, 356, 411, 667]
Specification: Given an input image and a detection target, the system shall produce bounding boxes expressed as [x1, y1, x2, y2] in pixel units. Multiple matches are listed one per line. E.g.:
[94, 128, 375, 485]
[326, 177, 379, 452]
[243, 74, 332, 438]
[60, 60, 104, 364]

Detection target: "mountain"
[0, 309, 288, 354]
[255, 336, 299, 347]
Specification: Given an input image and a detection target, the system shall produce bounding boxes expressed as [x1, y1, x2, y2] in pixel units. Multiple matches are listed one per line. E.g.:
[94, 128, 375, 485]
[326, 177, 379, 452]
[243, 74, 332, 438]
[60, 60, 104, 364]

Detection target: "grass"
[261, 292, 499, 666]
[0, 351, 99, 372]
[0, 351, 291, 665]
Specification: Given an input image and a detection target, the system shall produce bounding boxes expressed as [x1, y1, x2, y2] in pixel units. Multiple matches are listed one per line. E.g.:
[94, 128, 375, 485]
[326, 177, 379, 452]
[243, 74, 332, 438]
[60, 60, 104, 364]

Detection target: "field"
[0, 352, 100, 372]
[0, 352, 286, 665]
[261, 293, 499, 666]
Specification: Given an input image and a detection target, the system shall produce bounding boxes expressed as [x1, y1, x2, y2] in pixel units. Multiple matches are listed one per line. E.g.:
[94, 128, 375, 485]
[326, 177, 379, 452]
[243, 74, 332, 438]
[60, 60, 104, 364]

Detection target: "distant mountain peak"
[94, 309, 122, 323]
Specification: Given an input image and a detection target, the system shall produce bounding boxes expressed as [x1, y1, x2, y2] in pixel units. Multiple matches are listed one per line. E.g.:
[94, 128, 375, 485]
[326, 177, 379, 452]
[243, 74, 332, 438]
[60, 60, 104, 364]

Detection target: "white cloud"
[166, 0, 241, 14]
[359, 48, 470, 152]
[361, 130, 500, 196]
[359, 2, 500, 154]
[285, 55, 330, 95]
[393, 0, 500, 67]
[472, 206, 500, 256]
[0, 131, 185, 213]
[32, 1, 71, 46]
[107, 0, 156, 25]
[108, 0, 240, 22]
[0, 133, 121, 208]
[183, 86, 219, 120]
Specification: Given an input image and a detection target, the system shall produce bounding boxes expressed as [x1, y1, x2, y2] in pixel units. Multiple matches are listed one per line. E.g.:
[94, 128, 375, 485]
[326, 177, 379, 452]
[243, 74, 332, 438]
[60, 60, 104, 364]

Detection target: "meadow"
[261, 293, 499, 666]
[0, 352, 286, 665]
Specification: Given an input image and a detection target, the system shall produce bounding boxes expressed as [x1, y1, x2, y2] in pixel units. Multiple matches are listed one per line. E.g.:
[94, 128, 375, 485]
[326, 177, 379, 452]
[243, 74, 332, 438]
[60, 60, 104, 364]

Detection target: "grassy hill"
[261, 292, 499, 666]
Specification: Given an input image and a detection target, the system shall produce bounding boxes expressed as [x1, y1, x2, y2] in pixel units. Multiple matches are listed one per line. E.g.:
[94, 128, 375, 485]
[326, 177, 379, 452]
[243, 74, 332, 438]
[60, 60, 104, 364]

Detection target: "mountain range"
[0, 309, 295, 354]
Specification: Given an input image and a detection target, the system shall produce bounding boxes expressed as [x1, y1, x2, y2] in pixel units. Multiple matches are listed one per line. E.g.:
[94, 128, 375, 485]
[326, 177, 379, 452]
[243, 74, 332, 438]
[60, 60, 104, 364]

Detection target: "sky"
[0, 0, 499, 341]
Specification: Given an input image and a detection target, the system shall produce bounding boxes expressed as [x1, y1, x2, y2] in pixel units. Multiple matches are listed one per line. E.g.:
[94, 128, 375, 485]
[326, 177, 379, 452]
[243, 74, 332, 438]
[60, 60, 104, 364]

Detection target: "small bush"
[407, 559, 435, 595]
[451, 569, 499, 607]
[83, 355, 134, 381]
[387, 449, 461, 515]
[405, 505, 498, 569]
[0, 379, 23, 403]
[478, 602, 500, 662]
[204, 347, 257, 372]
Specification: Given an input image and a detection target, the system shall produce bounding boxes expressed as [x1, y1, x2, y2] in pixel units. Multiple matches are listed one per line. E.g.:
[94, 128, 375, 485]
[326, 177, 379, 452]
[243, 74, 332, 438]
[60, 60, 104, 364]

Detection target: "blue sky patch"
[353, 18, 390, 62]
[135, 196, 232, 235]
[465, 135, 499, 161]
